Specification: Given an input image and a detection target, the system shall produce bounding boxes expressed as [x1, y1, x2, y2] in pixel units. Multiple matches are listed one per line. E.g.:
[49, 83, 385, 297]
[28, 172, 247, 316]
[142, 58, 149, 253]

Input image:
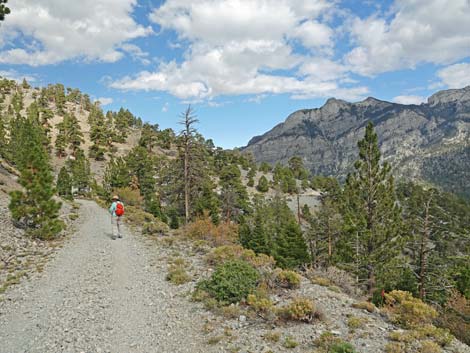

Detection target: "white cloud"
[162, 102, 169, 112]
[0, 69, 37, 83]
[392, 95, 427, 105]
[112, 0, 368, 101]
[247, 94, 268, 104]
[345, 0, 470, 76]
[292, 20, 334, 52]
[299, 57, 348, 82]
[121, 43, 151, 65]
[96, 97, 114, 106]
[0, 0, 153, 66]
[436, 63, 470, 89]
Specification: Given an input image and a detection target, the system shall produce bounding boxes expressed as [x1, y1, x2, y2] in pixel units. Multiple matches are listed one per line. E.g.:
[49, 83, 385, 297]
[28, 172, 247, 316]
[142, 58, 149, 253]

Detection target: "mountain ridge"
[243, 86, 470, 198]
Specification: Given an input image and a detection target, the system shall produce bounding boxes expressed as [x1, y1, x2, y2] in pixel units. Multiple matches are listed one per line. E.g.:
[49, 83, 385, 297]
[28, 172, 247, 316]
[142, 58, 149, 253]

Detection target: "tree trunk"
[327, 219, 332, 265]
[418, 198, 431, 300]
[184, 144, 189, 225]
[367, 265, 376, 296]
[296, 192, 301, 224]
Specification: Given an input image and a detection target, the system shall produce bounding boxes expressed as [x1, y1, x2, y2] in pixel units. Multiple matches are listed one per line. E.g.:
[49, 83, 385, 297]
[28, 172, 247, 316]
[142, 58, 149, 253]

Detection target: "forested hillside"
[243, 87, 470, 199]
[1, 77, 470, 351]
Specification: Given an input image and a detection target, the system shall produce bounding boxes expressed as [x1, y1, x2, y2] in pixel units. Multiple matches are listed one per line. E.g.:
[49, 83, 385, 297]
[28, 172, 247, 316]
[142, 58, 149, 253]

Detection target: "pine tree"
[273, 163, 297, 193]
[0, 111, 7, 158]
[246, 212, 269, 254]
[343, 122, 402, 295]
[104, 157, 130, 192]
[126, 146, 155, 197]
[288, 156, 308, 179]
[139, 123, 159, 152]
[219, 163, 249, 220]
[57, 166, 72, 200]
[259, 162, 272, 173]
[256, 175, 269, 192]
[27, 102, 50, 152]
[9, 117, 63, 239]
[157, 128, 175, 149]
[89, 106, 108, 160]
[11, 92, 24, 115]
[54, 121, 67, 157]
[64, 113, 83, 156]
[178, 106, 199, 224]
[398, 182, 470, 303]
[68, 149, 90, 194]
[40, 108, 54, 147]
[53, 84, 66, 114]
[114, 107, 133, 141]
[193, 177, 220, 224]
[247, 167, 256, 187]
[0, 0, 11, 21]
[104, 111, 116, 147]
[307, 196, 342, 267]
[274, 219, 310, 269]
[21, 78, 30, 89]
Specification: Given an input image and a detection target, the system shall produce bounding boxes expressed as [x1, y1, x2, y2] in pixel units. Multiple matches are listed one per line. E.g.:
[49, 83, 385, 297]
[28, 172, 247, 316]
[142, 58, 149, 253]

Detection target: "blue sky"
[1, 0, 469, 148]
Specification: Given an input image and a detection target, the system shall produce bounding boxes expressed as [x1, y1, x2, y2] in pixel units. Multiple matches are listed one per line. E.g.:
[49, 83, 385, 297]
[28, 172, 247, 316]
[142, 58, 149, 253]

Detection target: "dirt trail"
[0, 200, 211, 353]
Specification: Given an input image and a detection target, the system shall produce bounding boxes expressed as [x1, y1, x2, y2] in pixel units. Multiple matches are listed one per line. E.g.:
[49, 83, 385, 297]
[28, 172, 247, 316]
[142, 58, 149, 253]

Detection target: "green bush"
[142, 220, 169, 236]
[283, 336, 298, 349]
[197, 260, 259, 304]
[256, 175, 269, 192]
[166, 265, 191, 285]
[314, 333, 356, 353]
[206, 245, 275, 270]
[275, 269, 301, 289]
[384, 290, 438, 328]
[330, 342, 357, 353]
[278, 297, 318, 323]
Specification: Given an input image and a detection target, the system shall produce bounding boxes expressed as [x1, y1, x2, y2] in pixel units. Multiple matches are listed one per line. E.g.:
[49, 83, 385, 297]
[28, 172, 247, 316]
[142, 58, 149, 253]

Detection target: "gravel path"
[0, 200, 212, 353]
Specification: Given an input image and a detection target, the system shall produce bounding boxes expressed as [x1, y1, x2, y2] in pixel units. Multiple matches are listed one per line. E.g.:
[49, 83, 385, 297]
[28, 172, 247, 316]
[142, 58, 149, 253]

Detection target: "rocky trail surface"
[0, 200, 212, 353]
[1, 200, 469, 353]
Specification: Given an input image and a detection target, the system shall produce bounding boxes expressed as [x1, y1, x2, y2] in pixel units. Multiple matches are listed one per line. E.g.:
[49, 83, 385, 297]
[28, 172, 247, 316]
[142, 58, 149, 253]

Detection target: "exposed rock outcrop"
[243, 86, 470, 197]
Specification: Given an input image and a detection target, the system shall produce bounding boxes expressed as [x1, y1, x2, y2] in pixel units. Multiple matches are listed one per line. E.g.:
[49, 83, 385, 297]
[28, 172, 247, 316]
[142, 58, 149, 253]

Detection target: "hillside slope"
[0, 82, 143, 181]
[1, 201, 468, 353]
[243, 86, 470, 198]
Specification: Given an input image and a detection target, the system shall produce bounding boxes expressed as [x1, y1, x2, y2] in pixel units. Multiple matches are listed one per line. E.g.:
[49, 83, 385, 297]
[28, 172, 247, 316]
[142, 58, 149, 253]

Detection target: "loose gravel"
[1, 200, 469, 353]
[0, 200, 215, 353]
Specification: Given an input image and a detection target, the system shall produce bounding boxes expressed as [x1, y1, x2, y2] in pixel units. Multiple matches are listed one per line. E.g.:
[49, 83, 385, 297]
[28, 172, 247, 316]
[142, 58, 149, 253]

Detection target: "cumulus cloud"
[345, 0, 470, 76]
[0, 69, 37, 83]
[112, 0, 368, 101]
[121, 44, 151, 65]
[292, 20, 334, 52]
[96, 97, 114, 106]
[393, 95, 427, 105]
[0, 0, 153, 66]
[436, 63, 470, 89]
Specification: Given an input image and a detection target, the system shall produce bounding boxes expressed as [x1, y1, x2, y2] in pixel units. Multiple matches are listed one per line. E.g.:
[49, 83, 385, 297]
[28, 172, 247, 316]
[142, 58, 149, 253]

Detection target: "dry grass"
[184, 215, 238, 246]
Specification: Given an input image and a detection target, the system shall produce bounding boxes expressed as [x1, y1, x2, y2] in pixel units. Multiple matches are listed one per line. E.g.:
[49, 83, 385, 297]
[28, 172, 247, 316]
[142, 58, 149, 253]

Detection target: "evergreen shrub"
[384, 290, 437, 328]
[278, 297, 318, 323]
[197, 260, 259, 304]
[275, 269, 301, 289]
[142, 220, 169, 236]
[206, 245, 275, 271]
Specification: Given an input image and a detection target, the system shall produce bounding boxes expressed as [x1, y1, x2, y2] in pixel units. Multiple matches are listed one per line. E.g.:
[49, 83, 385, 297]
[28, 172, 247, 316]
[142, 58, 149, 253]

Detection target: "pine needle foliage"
[9, 117, 63, 239]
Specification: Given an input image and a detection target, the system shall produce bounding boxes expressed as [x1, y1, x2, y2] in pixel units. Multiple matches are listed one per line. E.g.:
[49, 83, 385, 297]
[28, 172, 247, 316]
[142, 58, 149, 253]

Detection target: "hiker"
[109, 195, 124, 239]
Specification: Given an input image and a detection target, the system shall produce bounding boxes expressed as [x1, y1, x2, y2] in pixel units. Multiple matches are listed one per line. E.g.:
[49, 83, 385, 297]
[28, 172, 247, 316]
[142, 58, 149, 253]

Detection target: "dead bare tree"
[178, 106, 199, 225]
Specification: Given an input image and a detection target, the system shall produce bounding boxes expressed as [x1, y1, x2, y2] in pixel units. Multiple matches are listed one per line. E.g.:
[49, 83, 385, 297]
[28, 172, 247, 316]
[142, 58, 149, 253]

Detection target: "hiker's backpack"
[115, 202, 124, 217]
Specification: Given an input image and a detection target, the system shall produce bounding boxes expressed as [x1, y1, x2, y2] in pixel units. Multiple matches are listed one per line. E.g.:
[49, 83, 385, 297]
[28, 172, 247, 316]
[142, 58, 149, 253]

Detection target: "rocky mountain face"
[243, 86, 470, 198]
